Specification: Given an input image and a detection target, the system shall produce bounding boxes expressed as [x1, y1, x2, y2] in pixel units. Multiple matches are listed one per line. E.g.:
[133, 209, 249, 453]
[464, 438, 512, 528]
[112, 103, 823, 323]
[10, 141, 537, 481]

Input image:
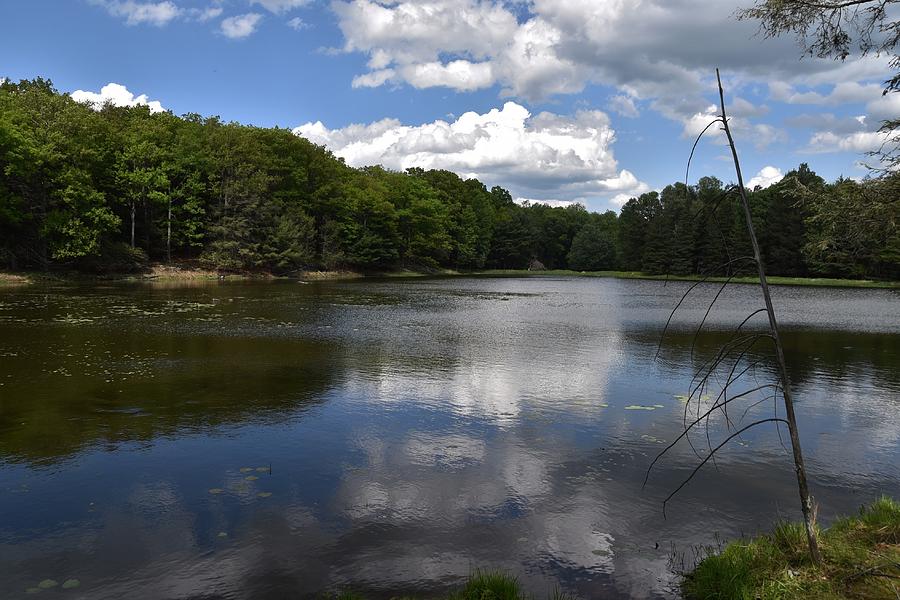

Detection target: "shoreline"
[1, 266, 897, 289]
[471, 269, 900, 289]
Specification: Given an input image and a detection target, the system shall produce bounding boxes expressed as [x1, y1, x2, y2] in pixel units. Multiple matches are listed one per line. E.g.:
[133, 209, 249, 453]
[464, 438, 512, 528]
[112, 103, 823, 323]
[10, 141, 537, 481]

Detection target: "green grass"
[322, 570, 573, 600]
[683, 497, 900, 600]
[470, 269, 900, 289]
[448, 570, 524, 600]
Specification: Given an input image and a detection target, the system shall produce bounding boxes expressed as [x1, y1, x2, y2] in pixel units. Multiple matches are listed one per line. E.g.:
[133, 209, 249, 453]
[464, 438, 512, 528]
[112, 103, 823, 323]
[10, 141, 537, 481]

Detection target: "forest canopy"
[0, 78, 897, 279]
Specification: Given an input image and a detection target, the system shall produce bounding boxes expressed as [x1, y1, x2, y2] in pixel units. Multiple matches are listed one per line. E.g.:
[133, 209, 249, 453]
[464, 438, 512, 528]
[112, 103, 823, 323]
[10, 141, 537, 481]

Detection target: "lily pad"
[239, 467, 253, 473]
[62, 579, 80, 589]
[653, 404, 665, 408]
[244, 475, 258, 481]
[257, 491, 272, 498]
[38, 579, 58, 589]
[624, 405, 656, 410]
[217, 532, 228, 538]
[208, 488, 224, 495]
[255, 467, 269, 473]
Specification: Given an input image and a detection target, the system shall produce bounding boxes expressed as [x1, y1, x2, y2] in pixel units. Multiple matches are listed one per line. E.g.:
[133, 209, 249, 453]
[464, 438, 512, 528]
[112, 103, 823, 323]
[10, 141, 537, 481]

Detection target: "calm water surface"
[0, 276, 898, 599]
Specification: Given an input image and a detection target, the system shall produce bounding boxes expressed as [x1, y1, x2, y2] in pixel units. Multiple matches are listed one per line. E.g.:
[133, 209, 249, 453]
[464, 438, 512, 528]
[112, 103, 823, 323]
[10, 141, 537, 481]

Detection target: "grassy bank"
[684, 497, 900, 600]
[329, 570, 570, 600]
[0, 272, 32, 285]
[471, 269, 900, 289]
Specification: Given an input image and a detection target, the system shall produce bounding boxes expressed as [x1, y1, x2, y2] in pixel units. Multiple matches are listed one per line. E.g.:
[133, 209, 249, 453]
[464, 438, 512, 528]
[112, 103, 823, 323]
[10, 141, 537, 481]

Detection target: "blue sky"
[1, 0, 896, 211]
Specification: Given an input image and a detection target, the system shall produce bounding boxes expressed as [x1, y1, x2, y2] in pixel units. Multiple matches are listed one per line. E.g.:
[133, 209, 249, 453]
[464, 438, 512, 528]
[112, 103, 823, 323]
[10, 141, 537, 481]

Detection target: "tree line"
[1, 78, 897, 279]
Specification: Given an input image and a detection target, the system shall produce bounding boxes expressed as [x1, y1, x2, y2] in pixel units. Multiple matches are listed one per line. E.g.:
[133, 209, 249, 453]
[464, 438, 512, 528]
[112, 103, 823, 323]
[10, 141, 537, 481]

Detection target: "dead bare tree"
[644, 69, 823, 566]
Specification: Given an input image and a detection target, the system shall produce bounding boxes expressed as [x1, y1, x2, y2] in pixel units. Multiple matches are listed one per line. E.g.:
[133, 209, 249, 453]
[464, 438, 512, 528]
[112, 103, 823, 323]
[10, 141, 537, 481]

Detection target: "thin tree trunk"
[167, 198, 172, 264]
[716, 69, 822, 566]
[130, 199, 136, 249]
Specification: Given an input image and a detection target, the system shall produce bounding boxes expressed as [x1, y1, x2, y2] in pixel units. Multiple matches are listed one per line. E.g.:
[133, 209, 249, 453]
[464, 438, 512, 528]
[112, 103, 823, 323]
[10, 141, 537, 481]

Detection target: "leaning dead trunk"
[643, 70, 823, 568]
[715, 68, 822, 565]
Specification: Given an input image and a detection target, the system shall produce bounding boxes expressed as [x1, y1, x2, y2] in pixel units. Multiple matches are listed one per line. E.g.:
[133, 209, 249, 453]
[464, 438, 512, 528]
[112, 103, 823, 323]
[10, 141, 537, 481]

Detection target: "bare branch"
[689, 274, 739, 361]
[644, 384, 783, 489]
[687, 309, 768, 392]
[656, 256, 756, 359]
[686, 119, 724, 191]
[662, 419, 791, 517]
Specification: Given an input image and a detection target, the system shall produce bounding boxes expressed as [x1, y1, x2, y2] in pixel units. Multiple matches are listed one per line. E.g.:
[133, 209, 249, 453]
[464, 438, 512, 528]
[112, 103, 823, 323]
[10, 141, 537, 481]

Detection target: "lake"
[0, 276, 898, 599]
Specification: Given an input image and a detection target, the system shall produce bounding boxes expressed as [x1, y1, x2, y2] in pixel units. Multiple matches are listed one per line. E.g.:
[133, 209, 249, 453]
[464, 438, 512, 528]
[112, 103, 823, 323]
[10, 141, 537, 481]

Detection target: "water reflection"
[0, 278, 897, 599]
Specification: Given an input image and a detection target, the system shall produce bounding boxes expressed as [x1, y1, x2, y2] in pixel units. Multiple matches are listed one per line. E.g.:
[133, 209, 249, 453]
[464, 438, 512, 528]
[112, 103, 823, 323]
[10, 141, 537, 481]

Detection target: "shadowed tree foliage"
[567, 210, 618, 270]
[804, 173, 900, 278]
[754, 165, 825, 277]
[618, 191, 661, 270]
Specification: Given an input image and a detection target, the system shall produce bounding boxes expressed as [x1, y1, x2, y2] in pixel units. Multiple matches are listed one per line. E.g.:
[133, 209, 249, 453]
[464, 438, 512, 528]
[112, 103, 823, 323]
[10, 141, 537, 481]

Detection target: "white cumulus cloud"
[400, 60, 494, 92]
[327, 0, 892, 141]
[91, 0, 182, 26]
[682, 104, 785, 150]
[746, 166, 784, 189]
[772, 82, 897, 160]
[330, 0, 881, 105]
[294, 102, 649, 209]
[769, 81, 883, 106]
[352, 69, 396, 88]
[866, 92, 900, 121]
[70, 83, 166, 113]
[221, 13, 263, 39]
[807, 130, 892, 154]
